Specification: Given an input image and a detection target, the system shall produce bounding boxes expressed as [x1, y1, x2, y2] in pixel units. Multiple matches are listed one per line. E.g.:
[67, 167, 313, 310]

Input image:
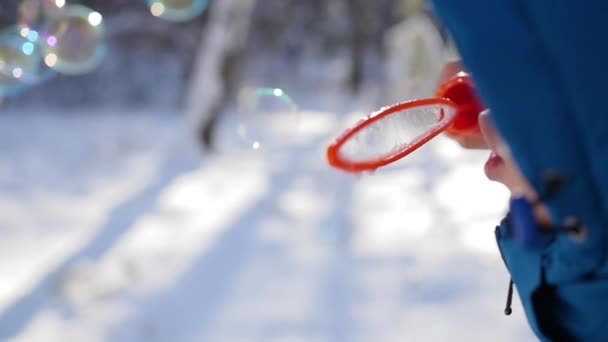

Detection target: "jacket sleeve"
[496, 219, 608, 341]
[431, 0, 608, 340]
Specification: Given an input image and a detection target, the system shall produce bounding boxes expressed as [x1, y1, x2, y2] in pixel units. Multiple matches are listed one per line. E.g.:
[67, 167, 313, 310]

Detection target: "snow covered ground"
[0, 108, 535, 341]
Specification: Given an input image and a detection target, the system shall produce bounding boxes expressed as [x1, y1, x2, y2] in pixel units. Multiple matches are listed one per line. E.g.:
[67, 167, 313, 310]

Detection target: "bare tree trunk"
[184, 0, 257, 151]
[347, 0, 367, 94]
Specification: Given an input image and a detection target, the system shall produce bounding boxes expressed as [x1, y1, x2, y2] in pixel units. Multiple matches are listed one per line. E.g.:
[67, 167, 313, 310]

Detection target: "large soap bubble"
[236, 87, 299, 151]
[41, 4, 106, 75]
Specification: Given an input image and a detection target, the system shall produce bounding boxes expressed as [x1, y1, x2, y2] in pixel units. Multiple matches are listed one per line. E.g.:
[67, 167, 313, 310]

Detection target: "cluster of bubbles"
[4, 1, 296, 153]
[0, 0, 106, 97]
[236, 87, 300, 151]
[1, 0, 212, 97]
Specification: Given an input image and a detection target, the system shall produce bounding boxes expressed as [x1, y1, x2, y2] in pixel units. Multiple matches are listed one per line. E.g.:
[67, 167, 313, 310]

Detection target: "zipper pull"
[504, 278, 514, 316]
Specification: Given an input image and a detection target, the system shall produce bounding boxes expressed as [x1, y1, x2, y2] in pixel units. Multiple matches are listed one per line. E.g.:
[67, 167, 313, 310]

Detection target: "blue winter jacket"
[431, 0, 608, 340]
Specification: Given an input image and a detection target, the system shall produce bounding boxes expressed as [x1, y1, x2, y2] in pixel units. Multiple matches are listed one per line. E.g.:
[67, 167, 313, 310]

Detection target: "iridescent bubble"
[41, 4, 106, 75]
[0, 39, 36, 96]
[0, 26, 51, 96]
[236, 87, 299, 151]
[147, 0, 208, 22]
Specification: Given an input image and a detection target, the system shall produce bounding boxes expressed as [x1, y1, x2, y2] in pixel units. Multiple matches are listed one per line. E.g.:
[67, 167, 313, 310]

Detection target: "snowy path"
[0, 112, 535, 341]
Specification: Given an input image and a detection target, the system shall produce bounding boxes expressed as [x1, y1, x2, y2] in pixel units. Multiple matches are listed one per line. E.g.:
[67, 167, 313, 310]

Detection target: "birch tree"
[184, 0, 257, 150]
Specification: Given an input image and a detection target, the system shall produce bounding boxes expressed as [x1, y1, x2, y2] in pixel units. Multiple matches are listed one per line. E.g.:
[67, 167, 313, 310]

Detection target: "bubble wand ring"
[327, 68, 484, 173]
[327, 97, 458, 173]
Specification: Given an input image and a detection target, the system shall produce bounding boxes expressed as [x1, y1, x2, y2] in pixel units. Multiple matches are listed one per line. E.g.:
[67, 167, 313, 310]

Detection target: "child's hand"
[438, 61, 488, 150]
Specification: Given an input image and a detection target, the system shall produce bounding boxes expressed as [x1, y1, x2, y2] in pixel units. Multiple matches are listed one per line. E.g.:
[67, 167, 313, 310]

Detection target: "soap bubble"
[147, 0, 208, 22]
[236, 87, 299, 151]
[0, 26, 50, 96]
[41, 4, 106, 75]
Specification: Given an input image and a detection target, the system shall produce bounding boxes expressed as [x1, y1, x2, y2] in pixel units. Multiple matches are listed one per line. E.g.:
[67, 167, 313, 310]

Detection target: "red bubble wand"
[327, 64, 485, 173]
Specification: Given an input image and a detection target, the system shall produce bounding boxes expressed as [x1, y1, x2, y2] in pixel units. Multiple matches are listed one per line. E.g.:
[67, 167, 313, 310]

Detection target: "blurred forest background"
[0, 2, 536, 341]
[0, 0, 447, 119]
